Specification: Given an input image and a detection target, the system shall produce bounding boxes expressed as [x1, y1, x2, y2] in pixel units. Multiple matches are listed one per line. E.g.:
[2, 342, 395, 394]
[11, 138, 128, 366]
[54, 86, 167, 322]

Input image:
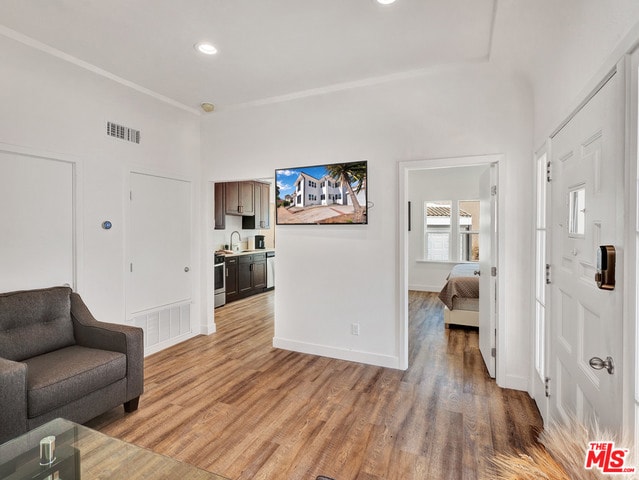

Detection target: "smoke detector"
[201, 103, 215, 113]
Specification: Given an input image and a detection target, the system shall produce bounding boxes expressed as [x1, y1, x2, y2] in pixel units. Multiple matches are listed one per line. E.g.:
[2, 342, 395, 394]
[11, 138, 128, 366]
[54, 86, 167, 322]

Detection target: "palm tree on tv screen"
[325, 162, 366, 223]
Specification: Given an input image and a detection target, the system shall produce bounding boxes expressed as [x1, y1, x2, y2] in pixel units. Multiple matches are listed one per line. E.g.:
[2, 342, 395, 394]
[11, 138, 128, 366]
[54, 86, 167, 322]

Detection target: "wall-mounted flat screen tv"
[275, 161, 368, 225]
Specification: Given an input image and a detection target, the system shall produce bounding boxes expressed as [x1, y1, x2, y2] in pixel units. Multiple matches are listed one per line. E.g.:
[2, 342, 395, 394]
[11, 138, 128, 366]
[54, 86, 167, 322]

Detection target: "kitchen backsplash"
[211, 210, 274, 251]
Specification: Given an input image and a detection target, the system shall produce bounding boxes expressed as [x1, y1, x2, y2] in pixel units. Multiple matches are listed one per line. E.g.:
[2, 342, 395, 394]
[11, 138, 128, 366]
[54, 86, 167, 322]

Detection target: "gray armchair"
[0, 286, 144, 444]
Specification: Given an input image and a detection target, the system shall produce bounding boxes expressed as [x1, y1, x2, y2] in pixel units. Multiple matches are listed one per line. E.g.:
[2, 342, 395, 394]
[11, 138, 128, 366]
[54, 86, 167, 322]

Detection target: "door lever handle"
[589, 356, 615, 375]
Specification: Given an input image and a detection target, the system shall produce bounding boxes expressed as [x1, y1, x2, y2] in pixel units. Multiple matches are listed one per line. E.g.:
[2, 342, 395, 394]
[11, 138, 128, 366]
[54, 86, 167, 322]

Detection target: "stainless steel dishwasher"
[266, 251, 275, 290]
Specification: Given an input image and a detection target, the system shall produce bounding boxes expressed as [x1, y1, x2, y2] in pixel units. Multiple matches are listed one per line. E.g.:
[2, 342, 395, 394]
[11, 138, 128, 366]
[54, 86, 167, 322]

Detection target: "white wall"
[408, 165, 489, 292]
[0, 35, 202, 329]
[492, 1, 639, 144]
[201, 63, 534, 388]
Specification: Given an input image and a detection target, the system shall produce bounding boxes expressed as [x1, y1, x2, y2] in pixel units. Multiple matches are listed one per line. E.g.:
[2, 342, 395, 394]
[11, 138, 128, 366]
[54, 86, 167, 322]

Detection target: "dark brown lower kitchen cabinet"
[252, 255, 267, 289]
[225, 257, 239, 303]
[226, 253, 267, 303]
[238, 255, 253, 295]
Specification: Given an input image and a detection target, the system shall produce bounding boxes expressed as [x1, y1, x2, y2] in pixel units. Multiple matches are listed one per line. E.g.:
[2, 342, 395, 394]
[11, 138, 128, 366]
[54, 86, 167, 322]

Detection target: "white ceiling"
[0, 0, 497, 111]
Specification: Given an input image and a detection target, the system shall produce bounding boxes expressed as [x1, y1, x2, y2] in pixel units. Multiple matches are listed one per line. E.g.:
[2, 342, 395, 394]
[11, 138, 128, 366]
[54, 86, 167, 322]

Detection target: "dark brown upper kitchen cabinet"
[241, 182, 270, 229]
[214, 183, 225, 230]
[256, 182, 270, 229]
[225, 181, 255, 216]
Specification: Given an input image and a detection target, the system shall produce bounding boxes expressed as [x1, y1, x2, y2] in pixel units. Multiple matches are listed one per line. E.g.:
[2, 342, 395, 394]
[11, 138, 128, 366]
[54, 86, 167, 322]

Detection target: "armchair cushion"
[0, 287, 75, 361]
[0, 357, 27, 441]
[24, 345, 126, 418]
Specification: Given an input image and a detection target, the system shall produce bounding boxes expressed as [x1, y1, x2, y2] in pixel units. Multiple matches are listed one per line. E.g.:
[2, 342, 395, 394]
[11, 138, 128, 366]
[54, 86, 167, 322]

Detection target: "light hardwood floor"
[86, 291, 543, 479]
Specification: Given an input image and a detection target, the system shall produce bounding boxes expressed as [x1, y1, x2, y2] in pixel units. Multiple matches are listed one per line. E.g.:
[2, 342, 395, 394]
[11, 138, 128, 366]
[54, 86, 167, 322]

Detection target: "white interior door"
[0, 150, 74, 292]
[479, 165, 496, 377]
[127, 172, 191, 315]
[548, 67, 624, 430]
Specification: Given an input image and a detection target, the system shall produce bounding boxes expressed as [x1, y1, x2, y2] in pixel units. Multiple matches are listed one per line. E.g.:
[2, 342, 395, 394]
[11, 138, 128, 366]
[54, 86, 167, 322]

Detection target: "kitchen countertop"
[216, 249, 275, 257]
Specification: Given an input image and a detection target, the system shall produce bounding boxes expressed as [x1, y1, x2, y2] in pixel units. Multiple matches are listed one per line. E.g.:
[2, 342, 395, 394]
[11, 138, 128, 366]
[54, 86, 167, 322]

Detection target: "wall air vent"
[106, 121, 141, 144]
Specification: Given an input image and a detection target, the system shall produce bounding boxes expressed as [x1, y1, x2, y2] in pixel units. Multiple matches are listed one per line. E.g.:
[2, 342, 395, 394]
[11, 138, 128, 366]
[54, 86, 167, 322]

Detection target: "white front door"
[548, 65, 625, 429]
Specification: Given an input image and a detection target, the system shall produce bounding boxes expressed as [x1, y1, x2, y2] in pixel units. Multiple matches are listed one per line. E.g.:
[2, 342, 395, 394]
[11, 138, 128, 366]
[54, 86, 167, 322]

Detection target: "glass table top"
[0, 418, 229, 480]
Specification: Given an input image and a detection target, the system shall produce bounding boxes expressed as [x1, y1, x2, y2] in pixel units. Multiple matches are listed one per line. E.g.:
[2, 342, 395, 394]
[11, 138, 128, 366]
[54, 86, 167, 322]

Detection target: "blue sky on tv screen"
[276, 165, 330, 198]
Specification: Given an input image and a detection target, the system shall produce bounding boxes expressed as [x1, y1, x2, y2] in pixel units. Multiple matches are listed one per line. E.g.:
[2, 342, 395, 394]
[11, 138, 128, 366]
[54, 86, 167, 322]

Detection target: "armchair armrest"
[0, 357, 28, 444]
[70, 293, 144, 402]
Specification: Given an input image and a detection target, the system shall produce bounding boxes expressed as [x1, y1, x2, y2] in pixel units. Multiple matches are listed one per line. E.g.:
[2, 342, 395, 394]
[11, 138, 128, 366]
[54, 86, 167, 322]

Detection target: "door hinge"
[545, 264, 551, 284]
[546, 161, 552, 183]
[544, 377, 551, 397]
[130, 263, 133, 272]
[491, 347, 496, 358]
[491, 185, 497, 196]
[130, 190, 133, 201]
[491, 266, 497, 277]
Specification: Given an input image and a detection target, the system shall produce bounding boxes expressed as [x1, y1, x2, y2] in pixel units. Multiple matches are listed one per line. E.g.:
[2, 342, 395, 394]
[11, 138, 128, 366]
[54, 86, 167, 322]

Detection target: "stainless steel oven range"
[214, 254, 225, 307]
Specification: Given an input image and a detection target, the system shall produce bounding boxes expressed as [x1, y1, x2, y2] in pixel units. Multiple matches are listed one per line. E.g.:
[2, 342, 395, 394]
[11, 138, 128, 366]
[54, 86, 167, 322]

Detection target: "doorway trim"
[624, 47, 638, 448]
[531, 142, 550, 423]
[398, 153, 506, 385]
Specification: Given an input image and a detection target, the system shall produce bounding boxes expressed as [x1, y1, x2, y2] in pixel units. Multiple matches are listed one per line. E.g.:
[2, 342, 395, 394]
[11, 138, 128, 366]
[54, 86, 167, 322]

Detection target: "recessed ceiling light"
[195, 42, 217, 55]
[376, 0, 396, 4]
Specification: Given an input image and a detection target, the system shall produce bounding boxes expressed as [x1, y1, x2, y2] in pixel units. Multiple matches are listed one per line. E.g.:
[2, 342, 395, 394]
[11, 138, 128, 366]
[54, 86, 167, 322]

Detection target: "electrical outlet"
[351, 323, 360, 335]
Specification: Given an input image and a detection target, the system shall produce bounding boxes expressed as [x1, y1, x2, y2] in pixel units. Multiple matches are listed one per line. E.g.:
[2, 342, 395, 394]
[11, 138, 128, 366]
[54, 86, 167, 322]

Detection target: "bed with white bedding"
[438, 262, 479, 327]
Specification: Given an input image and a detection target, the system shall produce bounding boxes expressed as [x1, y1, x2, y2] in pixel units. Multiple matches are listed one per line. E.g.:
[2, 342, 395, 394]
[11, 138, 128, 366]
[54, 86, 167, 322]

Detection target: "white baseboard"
[499, 373, 529, 392]
[408, 284, 442, 293]
[144, 332, 199, 357]
[200, 322, 217, 335]
[272, 337, 400, 369]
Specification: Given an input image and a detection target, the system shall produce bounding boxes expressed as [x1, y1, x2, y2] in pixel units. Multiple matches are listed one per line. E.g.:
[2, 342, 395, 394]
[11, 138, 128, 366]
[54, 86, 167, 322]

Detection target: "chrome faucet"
[230, 231, 241, 251]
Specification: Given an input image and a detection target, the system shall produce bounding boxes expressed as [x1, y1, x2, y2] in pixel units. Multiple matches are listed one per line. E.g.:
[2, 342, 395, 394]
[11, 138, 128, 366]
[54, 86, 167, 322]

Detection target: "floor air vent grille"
[106, 121, 140, 144]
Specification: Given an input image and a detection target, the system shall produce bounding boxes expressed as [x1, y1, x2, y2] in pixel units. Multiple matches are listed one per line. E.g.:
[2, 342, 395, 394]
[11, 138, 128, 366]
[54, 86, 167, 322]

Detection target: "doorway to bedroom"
[399, 155, 502, 380]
